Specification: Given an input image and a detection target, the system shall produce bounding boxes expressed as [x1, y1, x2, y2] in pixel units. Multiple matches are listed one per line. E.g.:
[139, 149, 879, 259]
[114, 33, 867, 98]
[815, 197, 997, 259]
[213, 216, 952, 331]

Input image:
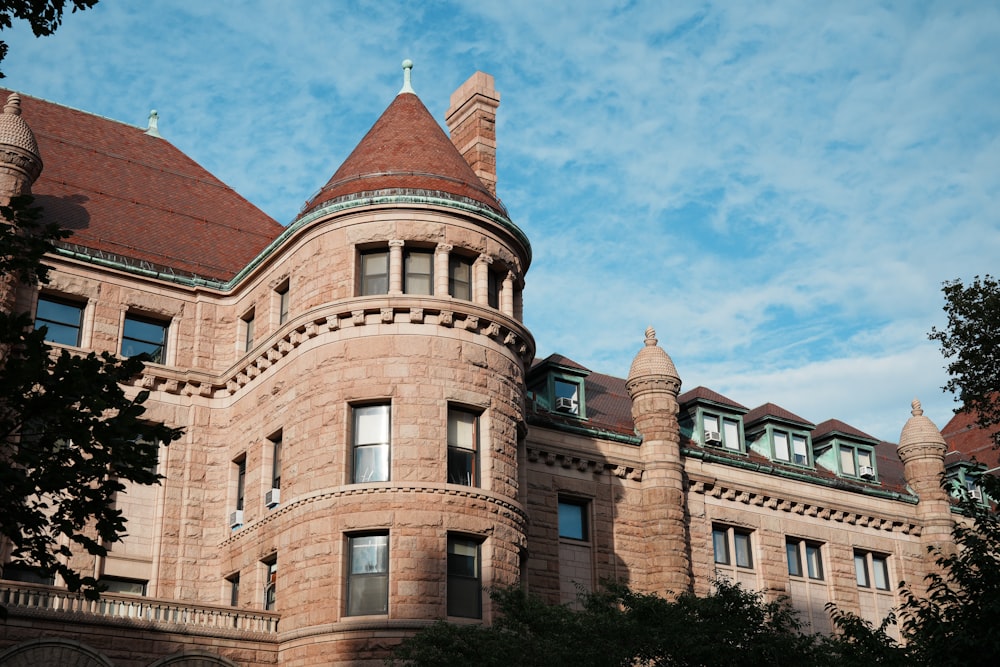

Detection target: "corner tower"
[222, 62, 533, 666]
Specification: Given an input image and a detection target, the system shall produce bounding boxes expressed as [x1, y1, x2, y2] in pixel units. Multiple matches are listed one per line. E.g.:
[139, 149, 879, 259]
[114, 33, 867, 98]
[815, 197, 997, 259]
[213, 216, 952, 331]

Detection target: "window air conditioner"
[704, 430, 722, 445]
[555, 396, 578, 413]
[229, 510, 244, 529]
[265, 488, 281, 508]
[859, 465, 876, 480]
[970, 487, 984, 502]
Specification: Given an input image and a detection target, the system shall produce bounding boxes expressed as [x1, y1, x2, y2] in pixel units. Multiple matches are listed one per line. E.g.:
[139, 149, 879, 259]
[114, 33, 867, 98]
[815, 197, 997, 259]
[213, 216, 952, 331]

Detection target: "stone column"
[626, 327, 691, 597]
[501, 271, 515, 318]
[898, 399, 957, 561]
[474, 254, 492, 306]
[434, 243, 452, 297]
[388, 239, 405, 295]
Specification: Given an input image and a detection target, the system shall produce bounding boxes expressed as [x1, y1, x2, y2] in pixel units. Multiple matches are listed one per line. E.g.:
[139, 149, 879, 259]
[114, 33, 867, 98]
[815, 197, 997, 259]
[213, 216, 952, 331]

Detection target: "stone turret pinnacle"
[0, 93, 43, 201]
[626, 327, 691, 596]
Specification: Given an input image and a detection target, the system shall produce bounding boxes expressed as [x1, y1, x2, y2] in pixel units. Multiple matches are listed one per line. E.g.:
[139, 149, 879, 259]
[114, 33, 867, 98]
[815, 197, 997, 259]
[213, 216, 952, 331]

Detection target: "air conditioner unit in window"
[704, 430, 722, 445]
[859, 465, 876, 480]
[970, 487, 984, 502]
[265, 488, 280, 508]
[555, 396, 578, 413]
[229, 510, 244, 529]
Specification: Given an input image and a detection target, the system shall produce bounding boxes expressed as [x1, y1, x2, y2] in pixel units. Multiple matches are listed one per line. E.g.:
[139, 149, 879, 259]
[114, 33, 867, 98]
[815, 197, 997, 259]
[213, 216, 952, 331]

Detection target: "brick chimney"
[446, 72, 500, 196]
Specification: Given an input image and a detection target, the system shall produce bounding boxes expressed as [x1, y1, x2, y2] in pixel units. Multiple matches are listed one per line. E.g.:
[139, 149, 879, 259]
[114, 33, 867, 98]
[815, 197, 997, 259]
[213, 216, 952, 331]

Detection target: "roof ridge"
[3, 89, 147, 132]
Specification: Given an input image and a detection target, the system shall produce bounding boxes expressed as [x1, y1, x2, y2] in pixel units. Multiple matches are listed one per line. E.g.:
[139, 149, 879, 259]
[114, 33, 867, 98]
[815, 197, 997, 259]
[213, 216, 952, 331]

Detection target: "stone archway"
[147, 652, 240, 667]
[0, 638, 115, 667]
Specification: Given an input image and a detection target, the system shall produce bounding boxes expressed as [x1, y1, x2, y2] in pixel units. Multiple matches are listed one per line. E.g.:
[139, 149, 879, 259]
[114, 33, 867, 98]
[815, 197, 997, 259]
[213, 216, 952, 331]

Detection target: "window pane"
[855, 553, 870, 587]
[122, 315, 167, 363]
[734, 532, 753, 568]
[554, 380, 578, 401]
[404, 250, 433, 295]
[100, 578, 147, 595]
[858, 450, 873, 469]
[840, 446, 856, 475]
[448, 447, 475, 486]
[278, 285, 290, 324]
[449, 256, 472, 300]
[448, 410, 476, 450]
[354, 444, 389, 483]
[487, 269, 499, 308]
[355, 405, 390, 445]
[558, 501, 587, 540]
[703, 414, 720, 434]
[774, 432, 790, 461]
[351, 535, 388, 574]
[243, 313, 255, 352]
[712, 528, 730, 565]
[806, 544, 824, 580]
[271, 434, 282, 488]
[792, 435, 808, 465]
[786, 542, 802, 577]
[723, 419, 741, 451]
[35, 296, 83, 346]
[348, 534, 389, 616]
[873, 556, 889, 590]
[361, 251, 389, 295]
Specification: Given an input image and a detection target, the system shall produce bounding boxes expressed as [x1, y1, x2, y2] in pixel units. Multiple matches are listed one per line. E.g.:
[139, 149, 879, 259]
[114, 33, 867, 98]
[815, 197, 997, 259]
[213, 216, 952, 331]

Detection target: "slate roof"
[943, 409, 1000, 468]
[4, 90, 284, 283]
[678, 386, 749, 412]
[299, 92, 505, 219]
[812, 418, 878, 443]
[745, 403, 815, 429]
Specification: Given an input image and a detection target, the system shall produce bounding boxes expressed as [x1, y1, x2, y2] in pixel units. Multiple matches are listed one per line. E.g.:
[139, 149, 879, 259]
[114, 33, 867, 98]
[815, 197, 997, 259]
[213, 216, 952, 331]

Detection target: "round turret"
[0, 93, 43, 198]
[626, 327, 681, 398]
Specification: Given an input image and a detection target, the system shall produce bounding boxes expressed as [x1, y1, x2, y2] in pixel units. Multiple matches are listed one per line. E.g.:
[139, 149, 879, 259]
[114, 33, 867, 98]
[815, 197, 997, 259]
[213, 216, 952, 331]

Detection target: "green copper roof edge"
[683, 447, 919, 504]
[527, 416, 641, 445]
[53, 192, 532, 290]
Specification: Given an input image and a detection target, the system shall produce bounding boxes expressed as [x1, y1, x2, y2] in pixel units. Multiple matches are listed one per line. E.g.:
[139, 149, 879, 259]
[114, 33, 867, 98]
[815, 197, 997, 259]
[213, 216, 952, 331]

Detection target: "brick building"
[0, 64, 973, 666]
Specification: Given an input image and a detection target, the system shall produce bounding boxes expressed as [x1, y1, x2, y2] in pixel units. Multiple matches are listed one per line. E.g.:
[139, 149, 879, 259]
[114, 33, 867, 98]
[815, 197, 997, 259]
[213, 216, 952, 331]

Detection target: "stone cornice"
[525, 445, 644, 481]
[689, 476, 922, 536]
[132, 297, 535, 398]
[220, 483, 527, 547]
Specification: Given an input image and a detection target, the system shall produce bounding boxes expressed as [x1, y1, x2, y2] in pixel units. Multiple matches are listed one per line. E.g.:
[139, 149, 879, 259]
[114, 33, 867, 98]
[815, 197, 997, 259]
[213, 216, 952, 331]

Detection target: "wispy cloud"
[3, 0, 996, 440]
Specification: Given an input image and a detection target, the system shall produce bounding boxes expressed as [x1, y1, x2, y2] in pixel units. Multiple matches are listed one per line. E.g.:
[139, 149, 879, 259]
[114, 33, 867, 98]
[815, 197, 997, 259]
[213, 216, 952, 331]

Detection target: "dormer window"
[944, 462, 987, 504]
[702, 413, 742, 451]
[553, 379, 580, 415]
[839, 444, 876, 480]
[527, 356, 590, 420]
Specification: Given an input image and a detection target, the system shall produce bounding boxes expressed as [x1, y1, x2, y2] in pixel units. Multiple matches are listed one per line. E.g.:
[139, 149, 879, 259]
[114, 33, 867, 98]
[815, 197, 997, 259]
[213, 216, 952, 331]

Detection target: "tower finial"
[644, 326, 658, 346]
[399, 59, 415, 95]
[145, 110, 161, 138]
[911, 398, 923, 416]
[4, 93, 22, 116]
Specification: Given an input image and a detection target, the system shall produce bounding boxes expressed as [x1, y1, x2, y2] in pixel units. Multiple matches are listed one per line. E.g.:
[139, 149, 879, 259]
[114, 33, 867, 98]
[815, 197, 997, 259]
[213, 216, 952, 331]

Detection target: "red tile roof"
[744, 403, 815, 429]
[678, 386, 749, 411]
[299, 92, 504, 219]
[6, 90, 284, 282]
[812, 418, 877, 443]
[943, 409, 1000, 468]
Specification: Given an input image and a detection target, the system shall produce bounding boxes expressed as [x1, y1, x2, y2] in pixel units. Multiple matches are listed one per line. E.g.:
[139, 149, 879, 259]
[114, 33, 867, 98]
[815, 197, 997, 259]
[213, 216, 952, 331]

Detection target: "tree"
[0, 0, 99, 77]
[389, 579, 826, 667]
[929, 275, 1000, 446]
[1, 195, 182, 601]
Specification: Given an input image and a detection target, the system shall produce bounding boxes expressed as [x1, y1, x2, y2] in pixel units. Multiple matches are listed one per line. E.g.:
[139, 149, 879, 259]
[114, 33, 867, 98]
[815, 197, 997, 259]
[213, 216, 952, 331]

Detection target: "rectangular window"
[487, 268, 500, 308]
[840, 445, 856, 476]
[774, 431, 790, 461]
[855, 551, 890, 590]
[553, 379, 580, 415]
[270, 431, 282, 490]
[447, 536, 482, 618]
[723, 418, 741, 451]
[263, 557, 277, 611]
[713, 525, 753, 569]
[347, 533, 389, 616]
[360, 250, 389, 295]
[121, 313, 167, 363]
[1, 564, 55, 586]
[447, 408, 478, 486]
[558, 499, 589, 541]
[353, 404, 390, 483]
[404, 249, 434, 295]
[242, 309, 255, 353]
[227, 572, 240, 607]
[99, 577, 147, 596]
[792, 435, 808, 465]
[276, 281, 290, 325]
[235, 456, 247, 511]
[449, 255, 473, 300]
[35, 294, 84, 346]
[787, 538, 824, 580]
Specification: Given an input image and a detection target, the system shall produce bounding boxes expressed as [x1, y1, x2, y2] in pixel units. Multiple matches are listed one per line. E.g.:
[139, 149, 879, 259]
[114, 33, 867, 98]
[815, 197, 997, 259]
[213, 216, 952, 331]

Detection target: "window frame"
[269, 431, 282, 490]
[854, 551, 890, 591]
[701, 411, 743, 451]
[346, 532, 389, 616]
[262, 556, 277, 611]
[121, 312, 168, 364]
[712, 524, 753, 569]
[552, 375, 586, 418]
[234, 455, 247, 512]
[558, 498, 590, 542]
[786, 538, 824, 580]
[352, 403, 391, 484]
[359, 248, 389, 296]
[34, 293, 85, 347]
[99, 577, 147, 596]
[447, 534, 483, 618]
[769, 427, 811, 467]
[276, 280, 290, 325]
[839, 443, 877, 479]
[448, 254, 473, 300]
[447, 407, 480, 487]
[241, 308, 255, 353]
[403, 248, 434, 295]
[227, 572, 240, 607]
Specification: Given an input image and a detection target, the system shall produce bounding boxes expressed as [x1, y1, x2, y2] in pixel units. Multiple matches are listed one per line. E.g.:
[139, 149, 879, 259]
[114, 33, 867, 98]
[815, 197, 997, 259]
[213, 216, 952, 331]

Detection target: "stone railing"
[0, 582, 279, 634]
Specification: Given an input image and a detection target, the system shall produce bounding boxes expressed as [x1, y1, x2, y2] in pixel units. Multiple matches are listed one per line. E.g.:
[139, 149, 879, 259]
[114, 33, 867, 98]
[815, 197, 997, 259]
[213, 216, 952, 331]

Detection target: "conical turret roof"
[299, 89, 505, 219]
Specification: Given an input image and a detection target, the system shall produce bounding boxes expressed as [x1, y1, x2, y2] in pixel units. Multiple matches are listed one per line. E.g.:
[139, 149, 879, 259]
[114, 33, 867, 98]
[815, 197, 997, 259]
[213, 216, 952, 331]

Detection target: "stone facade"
[0, 66, 961, 665]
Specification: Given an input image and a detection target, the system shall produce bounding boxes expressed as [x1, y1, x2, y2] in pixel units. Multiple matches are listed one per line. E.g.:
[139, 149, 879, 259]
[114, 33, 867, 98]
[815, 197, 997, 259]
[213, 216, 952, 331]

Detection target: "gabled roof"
[812, 419, 878, 444]
[744, 403, 815, 430]
[529, 353, 591, 375]
[678, 386, 749, 412]
[5, 90, 284, 282]
[299, 92, 505, 219]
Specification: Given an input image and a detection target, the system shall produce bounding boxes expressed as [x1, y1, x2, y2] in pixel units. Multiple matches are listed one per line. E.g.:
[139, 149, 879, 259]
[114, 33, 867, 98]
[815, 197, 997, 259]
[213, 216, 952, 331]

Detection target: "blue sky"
[3, 1, 998, 441]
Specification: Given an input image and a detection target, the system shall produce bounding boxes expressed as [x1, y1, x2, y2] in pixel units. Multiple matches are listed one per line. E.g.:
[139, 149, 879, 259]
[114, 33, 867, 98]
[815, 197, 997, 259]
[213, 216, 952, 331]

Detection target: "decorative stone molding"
[525, 445, 643, 480]
[690, 478, 921, 536]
